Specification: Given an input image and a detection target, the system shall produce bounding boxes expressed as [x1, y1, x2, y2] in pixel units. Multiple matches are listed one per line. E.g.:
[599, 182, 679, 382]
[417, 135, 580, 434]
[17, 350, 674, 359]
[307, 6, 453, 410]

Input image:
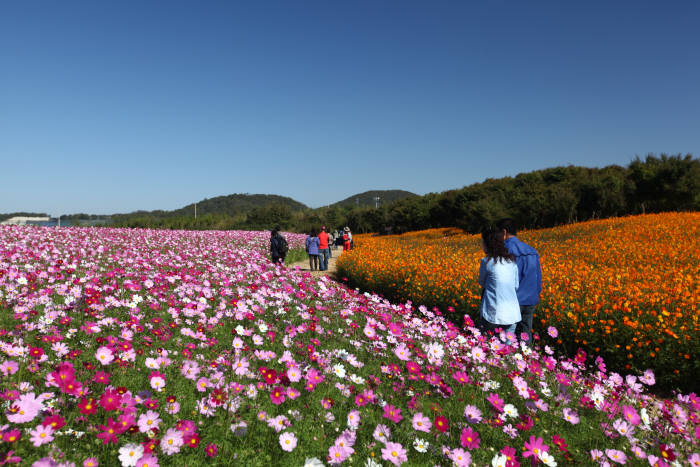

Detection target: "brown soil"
[288, 245, 346, 280]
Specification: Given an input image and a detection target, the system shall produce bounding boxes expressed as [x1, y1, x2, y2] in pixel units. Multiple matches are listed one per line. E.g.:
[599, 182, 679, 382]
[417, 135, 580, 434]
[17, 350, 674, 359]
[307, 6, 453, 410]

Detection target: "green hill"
[330, 190, 417, 209]
[111, 194, 307, 222]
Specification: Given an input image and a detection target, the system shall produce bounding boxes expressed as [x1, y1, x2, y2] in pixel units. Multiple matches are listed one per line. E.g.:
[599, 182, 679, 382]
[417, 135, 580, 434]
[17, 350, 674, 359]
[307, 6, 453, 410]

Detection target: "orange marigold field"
[337, 212, 700, 392]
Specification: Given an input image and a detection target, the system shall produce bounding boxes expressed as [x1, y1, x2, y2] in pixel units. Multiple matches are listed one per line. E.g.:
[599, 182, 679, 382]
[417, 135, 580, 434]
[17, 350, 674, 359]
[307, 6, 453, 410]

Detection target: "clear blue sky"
[2, 1, 698, 215]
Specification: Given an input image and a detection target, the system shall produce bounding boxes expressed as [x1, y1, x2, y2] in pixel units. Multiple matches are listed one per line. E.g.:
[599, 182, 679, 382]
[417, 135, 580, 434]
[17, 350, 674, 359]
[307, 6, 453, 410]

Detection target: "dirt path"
[289, 244, 345, 279]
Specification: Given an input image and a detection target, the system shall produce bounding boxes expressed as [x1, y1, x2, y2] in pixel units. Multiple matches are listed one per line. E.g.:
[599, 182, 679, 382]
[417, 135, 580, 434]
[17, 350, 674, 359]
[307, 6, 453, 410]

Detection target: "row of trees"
[112, 154, 698, 234]
[325, 154, 699, 234]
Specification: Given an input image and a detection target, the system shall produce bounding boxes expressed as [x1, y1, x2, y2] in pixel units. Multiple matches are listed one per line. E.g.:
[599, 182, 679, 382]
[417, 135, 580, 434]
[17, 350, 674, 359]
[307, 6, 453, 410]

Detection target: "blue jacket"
[305, 236, 320, 255]
[504, 236, 542, 306]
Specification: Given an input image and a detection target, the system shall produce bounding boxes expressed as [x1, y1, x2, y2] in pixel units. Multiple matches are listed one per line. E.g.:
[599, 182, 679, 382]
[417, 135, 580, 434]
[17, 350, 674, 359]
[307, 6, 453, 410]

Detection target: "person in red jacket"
[318, 226, 330, 271]
[343, 227, 352, 251]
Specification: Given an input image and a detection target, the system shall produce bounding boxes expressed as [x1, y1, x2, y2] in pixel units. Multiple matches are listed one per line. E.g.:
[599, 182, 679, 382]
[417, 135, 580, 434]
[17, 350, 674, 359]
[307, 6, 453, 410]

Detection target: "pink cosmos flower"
[406, 361, 421, 374]
[328, 444, 351, 464]
[83, 458, 99, 467]
[450, 448, 472, 466]
[95, 346, 114, 365]
[373, 424, 391, 443]
[205, 443, 218, 458]
[160, 428, 184, 455]
[96, 418, 121, 444]
[383, 404, 403, 423]
[0, 360, 18, 376]
[7, 392, 44, 424]
[29, 424, 54, 447]
[270, 386, 287, 405]
[394, 343, 411, 361]
[279, 432, 297, 452]
[606, 449, 627, 464]
[523, 436, 549, 460]
[137, 410, 161, 433]
[452, 371, 470, 385]
[463, 405, 483, 423]
[381, 441, 408, 466]
[547, 326, 558, 338]
[460, 427, 480, 450]
[135, 453, 158, 467]
[412, 412, 431, 432]
[562, 408, 580, 424]
[3, 429, 21, 443]
[286, 366, 302, 382]
[487, 393, 505, 412]
[347, 410, 360, 429]
[434, 415, 449, 433]
[622, 405, 641, 425]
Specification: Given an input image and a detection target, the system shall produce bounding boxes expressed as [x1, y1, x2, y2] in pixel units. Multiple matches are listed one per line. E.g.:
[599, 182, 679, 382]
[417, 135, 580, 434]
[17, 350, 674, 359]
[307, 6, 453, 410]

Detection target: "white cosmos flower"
[333, 364, 346, 378]
[118, 443, 144, 467]
[538, 451, 557, 466]
[413, 438, 429, 453]
[303, 458, 325, 467]
[502, 404, 519, 419]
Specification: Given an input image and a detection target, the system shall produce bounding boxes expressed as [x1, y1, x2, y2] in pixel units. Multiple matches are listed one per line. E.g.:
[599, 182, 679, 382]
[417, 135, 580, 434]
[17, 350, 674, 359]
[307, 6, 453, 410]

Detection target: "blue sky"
[1, 1, 698, 215]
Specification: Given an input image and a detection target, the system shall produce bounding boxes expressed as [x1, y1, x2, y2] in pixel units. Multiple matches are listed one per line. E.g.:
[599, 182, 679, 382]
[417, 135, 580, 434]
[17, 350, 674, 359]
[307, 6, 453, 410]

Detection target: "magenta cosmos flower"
[460, 427, 480, 450]
[383, 404, 403, 423]
[523, 436, 549, 460]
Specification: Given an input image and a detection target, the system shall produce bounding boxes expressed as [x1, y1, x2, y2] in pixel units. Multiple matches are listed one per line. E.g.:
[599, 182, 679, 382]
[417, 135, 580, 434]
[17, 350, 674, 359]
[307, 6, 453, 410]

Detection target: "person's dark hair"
[495, 218, 517, 236]
[271, 229, 278, 237]
[310, 229, 317, 237]
[482, 228, 515, 263]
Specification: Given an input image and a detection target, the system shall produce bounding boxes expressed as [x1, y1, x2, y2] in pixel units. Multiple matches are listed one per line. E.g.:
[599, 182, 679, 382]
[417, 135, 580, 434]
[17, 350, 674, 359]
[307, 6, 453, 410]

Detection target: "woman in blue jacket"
[478, 228, 521, 343]
[305, 230, 321, 271]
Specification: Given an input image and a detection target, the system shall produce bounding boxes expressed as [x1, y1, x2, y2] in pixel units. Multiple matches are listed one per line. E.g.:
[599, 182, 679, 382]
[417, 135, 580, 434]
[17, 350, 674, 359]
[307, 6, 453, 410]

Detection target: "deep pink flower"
[96, 418, 120, 445]
[434, 415, 449, 433]
[460, 426, 480, 450]
[205, 443, 218, 457]
[383, 404, 403, 423]
[622, 405, 641, 426]
[523, 435, 549, 460]
[270, 386, 287, 405]
[99, 389, 122, 411]
[487, 393, 505, 412]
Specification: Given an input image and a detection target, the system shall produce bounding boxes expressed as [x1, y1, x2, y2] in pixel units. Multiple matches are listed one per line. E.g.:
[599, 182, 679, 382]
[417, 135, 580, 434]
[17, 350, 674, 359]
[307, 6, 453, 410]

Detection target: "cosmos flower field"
[337, 213, 700, 393]
[0, 226, 697, 466]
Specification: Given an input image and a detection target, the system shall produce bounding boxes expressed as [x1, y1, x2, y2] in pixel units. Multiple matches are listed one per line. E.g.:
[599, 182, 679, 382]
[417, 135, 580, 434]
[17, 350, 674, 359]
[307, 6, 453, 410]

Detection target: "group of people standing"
[478, 218, 542, 346]
[305, 226, 353, 271]
[269, 226, 355, 271]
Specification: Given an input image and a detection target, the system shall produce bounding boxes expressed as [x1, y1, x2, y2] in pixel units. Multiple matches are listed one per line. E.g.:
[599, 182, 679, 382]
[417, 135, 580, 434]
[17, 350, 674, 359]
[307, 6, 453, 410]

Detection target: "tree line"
[109, 154, 697, 234]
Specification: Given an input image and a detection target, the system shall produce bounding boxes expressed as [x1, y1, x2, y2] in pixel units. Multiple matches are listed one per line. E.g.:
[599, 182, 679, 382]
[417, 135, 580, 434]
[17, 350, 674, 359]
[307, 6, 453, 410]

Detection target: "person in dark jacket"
[270, 228, 287, 265]
[496, 219, 542, 346]
[305, 230, 321, 271]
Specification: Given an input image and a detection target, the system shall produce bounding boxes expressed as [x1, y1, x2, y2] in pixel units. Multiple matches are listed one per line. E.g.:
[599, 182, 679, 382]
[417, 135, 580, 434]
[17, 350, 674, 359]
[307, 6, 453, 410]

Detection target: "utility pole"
[57, 215, 61, 228]
[374, 197, 380, 209]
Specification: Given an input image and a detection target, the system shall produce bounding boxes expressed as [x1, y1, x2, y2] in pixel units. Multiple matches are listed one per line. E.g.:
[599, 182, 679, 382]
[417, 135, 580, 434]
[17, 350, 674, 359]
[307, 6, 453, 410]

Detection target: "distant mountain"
[172, 194, 307, 217]
[330, 190, 418, 209]
[112, 194, 308, 221]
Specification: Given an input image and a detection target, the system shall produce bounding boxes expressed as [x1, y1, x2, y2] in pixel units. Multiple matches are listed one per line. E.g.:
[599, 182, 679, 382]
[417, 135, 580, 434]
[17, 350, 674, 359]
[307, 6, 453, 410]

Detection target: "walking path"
[288, 245, 345, 279]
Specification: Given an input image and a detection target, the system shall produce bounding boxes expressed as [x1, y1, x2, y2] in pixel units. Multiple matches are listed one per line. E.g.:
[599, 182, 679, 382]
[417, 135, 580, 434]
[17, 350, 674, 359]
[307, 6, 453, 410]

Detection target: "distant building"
[0, 216, 51, 226]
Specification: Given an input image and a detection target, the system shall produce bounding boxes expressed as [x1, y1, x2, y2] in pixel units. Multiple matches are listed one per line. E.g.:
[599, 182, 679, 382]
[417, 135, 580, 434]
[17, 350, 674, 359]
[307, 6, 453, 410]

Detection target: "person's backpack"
[278, 236, 289, 256]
